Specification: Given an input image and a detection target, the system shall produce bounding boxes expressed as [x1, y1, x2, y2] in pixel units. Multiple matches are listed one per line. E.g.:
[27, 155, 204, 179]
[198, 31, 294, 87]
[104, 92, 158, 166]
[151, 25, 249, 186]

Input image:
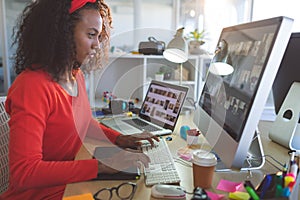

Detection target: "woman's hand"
[115, 132, 160, 148]
[97, 148, 150, 174]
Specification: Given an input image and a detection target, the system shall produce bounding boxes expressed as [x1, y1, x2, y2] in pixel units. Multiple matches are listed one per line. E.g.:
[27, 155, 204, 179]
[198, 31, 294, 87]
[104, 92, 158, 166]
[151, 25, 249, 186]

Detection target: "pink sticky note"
[216, 179, 244, 192]
[206, 191, 225, 200]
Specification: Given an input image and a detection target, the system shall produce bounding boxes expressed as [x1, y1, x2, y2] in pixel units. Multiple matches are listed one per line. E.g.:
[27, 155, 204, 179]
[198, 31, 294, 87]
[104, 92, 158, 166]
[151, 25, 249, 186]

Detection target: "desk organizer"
[256, 172, 300, 200]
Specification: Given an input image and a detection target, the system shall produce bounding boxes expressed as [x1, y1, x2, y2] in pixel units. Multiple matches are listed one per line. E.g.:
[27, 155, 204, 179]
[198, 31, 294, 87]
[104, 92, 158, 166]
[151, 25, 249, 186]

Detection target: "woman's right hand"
[97, 148, 150, 174]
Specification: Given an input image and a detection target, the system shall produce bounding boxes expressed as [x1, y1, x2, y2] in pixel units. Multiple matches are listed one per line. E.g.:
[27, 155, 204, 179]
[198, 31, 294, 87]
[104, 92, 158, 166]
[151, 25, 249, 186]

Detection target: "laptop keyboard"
[122, 118, 161, 132]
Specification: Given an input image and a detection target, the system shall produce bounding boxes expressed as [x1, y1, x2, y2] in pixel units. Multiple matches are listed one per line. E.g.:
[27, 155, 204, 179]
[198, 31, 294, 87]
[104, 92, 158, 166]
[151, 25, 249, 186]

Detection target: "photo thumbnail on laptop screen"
[140, 82, 187, 128]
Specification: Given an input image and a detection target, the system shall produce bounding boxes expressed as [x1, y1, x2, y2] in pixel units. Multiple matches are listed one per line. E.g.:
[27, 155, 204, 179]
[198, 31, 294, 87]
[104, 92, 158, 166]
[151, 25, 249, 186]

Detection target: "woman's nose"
[92, 39, 100, 49]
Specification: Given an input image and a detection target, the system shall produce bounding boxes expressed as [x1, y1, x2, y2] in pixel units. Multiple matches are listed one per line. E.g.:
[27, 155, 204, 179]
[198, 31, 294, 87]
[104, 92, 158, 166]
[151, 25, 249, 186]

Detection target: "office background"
[1, 0, 300, 110]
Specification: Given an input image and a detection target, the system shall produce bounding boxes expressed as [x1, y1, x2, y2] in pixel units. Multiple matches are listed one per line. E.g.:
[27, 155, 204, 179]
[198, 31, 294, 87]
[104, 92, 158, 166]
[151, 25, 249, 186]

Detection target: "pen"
[244, 184, 260, 200]
[275, 173, 283, 185]
[275, 184, 283, 197]
[282, 187, 291, 197]
[290, 160, 298, 179]
[282, 163, 288, 187]
[284, 174, 295, 188]
[288, 150, 296, 162]
[260, 174, 272, 198]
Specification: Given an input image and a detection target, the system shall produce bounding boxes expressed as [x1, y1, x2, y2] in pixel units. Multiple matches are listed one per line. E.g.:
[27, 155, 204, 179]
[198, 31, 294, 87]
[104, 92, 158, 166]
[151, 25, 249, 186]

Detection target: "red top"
[0, 69, 120, 200]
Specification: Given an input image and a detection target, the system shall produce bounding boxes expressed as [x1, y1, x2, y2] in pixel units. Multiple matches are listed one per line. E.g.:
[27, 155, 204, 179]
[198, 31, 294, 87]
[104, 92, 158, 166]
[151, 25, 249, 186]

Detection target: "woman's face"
[73, 9, 102, 65]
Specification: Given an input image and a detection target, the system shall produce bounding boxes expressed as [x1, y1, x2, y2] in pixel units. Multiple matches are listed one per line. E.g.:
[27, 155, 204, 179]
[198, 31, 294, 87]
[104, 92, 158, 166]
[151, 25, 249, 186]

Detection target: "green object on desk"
[275, 184, 283, 197]
[244, 185, 260, 200]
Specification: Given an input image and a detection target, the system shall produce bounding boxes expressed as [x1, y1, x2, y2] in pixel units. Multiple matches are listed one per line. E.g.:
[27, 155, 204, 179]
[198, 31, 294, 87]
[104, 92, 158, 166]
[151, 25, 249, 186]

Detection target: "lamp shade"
[209, 39, 234, 76]
[163, 28, 188, 63]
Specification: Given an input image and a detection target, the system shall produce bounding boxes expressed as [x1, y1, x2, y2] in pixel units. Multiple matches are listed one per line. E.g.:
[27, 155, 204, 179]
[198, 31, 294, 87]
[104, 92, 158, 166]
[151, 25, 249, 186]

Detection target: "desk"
[63, 114, 294, 199]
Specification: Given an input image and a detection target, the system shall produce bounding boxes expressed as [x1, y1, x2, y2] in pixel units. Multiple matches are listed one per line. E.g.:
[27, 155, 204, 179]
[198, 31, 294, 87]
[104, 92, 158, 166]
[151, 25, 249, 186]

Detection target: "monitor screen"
[193, 16, 293, 170]
[272, 32, 300, 115]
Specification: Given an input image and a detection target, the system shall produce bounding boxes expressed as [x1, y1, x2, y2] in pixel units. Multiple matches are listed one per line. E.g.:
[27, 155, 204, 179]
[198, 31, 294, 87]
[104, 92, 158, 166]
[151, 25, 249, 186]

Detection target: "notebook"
[93, 146, 141, 180]
[100, 80, 189, 136]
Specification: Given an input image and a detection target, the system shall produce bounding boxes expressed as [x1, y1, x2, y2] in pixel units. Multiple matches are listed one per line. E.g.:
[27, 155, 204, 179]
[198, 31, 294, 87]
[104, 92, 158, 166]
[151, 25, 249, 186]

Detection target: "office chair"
[0, 96, 9, 194]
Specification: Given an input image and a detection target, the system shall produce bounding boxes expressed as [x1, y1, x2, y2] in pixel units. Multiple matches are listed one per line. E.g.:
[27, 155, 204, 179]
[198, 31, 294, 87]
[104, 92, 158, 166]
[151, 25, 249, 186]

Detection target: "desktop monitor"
[272, 32, 300, 115]
[193, 16, 293, 171]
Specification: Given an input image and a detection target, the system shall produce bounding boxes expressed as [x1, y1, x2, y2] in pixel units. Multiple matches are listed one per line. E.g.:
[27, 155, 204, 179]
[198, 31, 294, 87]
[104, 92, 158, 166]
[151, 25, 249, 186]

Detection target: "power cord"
[246, 154, 286, 171]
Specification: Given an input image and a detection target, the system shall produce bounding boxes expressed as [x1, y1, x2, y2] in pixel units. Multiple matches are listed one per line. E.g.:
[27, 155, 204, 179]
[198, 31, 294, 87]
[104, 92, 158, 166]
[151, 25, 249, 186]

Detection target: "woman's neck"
[59, 71, 78, 97]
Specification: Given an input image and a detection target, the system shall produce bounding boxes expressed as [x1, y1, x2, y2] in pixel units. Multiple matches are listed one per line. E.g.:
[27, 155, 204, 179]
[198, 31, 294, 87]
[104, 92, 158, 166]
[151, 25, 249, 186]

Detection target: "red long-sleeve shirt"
[0, 69, 120, 200]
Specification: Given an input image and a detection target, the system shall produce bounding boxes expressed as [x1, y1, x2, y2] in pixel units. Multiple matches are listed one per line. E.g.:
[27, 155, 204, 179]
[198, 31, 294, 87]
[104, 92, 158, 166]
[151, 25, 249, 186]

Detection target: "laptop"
[100, 80, 189, 135]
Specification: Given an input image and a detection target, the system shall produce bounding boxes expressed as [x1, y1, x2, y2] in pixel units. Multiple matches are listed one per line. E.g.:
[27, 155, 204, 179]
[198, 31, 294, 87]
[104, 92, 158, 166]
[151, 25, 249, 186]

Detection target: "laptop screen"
[139, 80, 188, 130]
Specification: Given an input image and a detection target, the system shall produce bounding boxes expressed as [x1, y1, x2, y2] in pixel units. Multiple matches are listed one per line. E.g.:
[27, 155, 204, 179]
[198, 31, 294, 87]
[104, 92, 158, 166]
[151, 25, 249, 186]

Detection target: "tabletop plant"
[187, 29, 205, 45]
[186, 29, 206, 54]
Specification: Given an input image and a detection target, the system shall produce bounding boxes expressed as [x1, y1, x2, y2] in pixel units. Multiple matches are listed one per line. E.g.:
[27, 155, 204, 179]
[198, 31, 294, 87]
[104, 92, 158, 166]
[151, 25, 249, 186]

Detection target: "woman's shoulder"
[11, 69, 55, 91]
[19, 69, 51, 80]
[16, 69, 54, 85]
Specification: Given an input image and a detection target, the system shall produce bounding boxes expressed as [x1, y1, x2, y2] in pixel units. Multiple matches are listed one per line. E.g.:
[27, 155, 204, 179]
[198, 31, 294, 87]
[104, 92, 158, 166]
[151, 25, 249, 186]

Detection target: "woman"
[0, 0, 158, 199]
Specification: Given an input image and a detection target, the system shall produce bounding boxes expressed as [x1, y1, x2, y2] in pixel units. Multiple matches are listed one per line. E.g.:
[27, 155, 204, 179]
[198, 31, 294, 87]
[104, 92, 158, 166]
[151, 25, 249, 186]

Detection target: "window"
[0, 0, 27, 95]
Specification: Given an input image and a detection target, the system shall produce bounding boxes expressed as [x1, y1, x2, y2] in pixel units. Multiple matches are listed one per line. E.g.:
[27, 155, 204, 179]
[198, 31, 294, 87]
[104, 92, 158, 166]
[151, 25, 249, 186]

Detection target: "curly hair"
[12, 0, 112, 82]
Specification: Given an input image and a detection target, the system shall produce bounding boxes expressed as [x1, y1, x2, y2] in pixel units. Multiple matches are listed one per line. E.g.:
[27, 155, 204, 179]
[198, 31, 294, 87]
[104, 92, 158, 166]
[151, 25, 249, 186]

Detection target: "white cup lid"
[192, 150, 217, 167]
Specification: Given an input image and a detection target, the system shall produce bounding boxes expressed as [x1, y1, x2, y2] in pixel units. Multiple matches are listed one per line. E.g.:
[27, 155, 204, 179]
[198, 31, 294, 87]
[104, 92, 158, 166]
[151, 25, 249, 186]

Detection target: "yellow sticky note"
[228, 191, 250, 200]
[63, 193, 94, 200]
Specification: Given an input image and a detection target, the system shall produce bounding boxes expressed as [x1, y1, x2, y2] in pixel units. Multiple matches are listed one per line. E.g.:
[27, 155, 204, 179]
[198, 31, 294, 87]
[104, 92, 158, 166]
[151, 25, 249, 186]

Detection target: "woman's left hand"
[115, 132, 160, 148]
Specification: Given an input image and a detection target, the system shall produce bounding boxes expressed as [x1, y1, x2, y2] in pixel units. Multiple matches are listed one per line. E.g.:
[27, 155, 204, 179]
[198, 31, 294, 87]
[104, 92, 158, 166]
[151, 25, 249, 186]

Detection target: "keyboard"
[141, 139, 181, 186]
[122, 118, 161, 132]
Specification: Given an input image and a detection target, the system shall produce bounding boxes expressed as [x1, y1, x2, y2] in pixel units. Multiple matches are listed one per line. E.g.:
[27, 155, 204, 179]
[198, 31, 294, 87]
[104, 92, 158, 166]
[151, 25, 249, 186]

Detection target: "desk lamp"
[163, 27, 188, 85]
[164, 28, 193, 114]
[209, 39, 234, 76]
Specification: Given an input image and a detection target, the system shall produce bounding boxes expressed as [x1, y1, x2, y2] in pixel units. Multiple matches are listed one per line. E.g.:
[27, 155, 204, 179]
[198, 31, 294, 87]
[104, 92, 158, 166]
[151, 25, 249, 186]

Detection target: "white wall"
[253, 0, 300, 32]
[108, 1, 173, 52]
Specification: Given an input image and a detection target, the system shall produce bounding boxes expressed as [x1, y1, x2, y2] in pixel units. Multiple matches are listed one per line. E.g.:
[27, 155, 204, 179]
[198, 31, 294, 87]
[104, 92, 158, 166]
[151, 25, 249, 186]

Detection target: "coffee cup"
[192, 150, 217, 189]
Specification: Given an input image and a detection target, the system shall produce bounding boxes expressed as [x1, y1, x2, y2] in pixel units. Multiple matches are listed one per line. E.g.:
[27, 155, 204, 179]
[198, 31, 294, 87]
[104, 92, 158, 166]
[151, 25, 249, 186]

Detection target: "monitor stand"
[269, 82, 300, 151]
[213, 129, 265, 172]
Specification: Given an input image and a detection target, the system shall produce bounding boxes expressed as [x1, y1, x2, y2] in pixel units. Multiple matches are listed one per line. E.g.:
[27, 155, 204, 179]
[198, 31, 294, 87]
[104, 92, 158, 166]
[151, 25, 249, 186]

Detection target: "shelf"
[91, 54, 209, 109]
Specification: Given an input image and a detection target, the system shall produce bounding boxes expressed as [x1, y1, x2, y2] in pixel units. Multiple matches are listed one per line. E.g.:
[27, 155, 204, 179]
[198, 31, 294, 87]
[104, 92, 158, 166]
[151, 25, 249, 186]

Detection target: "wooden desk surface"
[63, 114, 292, 199]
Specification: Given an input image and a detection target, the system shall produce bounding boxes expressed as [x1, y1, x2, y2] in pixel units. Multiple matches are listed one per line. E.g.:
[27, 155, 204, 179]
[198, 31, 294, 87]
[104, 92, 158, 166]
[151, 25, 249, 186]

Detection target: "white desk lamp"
[163, 28, 188, 85]
[163, 28, 193, 114]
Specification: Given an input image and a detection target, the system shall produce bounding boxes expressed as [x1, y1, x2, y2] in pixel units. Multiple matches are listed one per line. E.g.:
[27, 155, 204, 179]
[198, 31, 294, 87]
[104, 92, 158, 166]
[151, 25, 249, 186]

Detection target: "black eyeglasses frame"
[93, 182, 137, 200]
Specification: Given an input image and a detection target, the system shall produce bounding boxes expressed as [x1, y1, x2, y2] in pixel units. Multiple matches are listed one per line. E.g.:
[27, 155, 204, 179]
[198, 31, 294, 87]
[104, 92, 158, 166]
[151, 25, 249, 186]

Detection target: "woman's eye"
[88, 33, 96, 38]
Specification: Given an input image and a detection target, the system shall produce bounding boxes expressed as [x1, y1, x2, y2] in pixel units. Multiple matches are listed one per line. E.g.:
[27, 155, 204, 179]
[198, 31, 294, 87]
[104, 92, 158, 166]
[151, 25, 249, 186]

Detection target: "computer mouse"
[151, 184, 186, 199]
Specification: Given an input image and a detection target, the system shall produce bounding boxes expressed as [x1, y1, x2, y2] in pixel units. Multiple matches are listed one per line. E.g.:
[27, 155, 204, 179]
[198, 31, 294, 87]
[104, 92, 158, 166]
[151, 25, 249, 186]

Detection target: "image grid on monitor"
[200, 20, 284, 142]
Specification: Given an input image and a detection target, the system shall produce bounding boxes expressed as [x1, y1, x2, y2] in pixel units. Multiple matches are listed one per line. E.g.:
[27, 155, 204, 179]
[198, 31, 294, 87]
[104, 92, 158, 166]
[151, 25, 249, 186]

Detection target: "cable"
[245, 154, 285, 171]
[264, 154, 286, 171]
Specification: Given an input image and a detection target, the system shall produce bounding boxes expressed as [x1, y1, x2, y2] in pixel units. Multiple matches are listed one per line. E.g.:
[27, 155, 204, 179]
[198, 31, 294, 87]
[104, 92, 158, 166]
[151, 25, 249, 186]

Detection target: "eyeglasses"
[93, 182, 137, 200]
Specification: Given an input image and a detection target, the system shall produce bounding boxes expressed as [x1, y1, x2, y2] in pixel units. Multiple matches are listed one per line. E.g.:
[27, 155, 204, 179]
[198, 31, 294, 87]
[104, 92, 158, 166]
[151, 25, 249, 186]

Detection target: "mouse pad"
[93, 146, 141, 180]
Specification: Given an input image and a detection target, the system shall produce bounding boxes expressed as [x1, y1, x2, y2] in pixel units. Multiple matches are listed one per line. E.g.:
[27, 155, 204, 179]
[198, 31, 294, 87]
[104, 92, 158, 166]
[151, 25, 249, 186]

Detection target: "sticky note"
[229, 191, 250, 200]
[63, 193, 94, 200]
[206, 191, 225, 200]
[216, 179, 244, 192]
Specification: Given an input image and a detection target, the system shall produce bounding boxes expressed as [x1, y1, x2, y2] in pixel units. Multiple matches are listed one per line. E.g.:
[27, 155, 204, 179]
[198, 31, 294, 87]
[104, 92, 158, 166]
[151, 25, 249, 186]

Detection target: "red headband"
[69, 0, 97, 14]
